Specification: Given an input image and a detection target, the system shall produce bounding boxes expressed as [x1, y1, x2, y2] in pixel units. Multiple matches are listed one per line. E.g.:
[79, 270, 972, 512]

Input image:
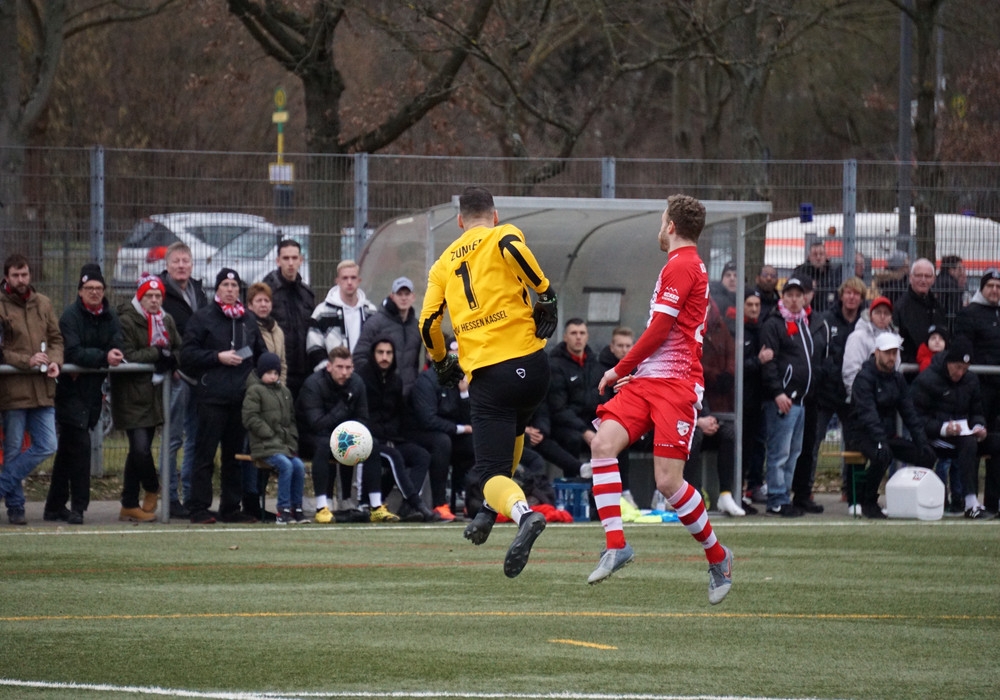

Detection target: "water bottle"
[555, 488, 566, 512]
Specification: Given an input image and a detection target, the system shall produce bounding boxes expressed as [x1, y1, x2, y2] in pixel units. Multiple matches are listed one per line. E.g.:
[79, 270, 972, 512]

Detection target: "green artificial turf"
[1, 520, 997, 700]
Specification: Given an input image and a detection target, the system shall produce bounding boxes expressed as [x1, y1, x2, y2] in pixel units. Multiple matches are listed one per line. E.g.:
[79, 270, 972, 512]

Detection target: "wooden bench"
[235, 453, 314, 514]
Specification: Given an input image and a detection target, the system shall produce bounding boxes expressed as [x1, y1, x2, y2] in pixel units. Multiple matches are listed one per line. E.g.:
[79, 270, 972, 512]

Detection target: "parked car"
[111, 212, 280, 289]
[191, 225, 310, 286]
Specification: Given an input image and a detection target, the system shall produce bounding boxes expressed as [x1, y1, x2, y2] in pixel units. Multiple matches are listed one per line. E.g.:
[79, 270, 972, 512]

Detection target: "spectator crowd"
[2, 240, 999, 526]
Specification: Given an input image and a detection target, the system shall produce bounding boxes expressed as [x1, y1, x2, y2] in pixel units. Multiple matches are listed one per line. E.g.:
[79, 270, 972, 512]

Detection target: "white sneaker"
[848, 504, 862, 517]
[717, 492, 746, 516]
[579, 462, 592, 479]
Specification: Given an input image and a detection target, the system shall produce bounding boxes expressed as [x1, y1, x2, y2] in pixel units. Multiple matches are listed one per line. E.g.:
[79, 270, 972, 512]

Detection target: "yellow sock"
[511, 434, 525, 476]
[484, 475, 527, 520]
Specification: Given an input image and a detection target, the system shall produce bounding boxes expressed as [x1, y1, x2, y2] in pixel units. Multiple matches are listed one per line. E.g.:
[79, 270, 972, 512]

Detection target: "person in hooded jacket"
[111, 274, 181, 523]
[356, 336, 439, 522]
[181, 267, 267, 524]
[306, 259, 377, 368]
[242, 352, 306, 524]
[44, 264, 124, 525]
[353, 276, 423, 397]
[841, 295, 899, 402]
[910, 336, 1000, 519]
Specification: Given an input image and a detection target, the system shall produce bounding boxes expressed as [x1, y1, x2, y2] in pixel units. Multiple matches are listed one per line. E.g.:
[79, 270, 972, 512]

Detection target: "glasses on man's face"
[82, 285, 105, 293]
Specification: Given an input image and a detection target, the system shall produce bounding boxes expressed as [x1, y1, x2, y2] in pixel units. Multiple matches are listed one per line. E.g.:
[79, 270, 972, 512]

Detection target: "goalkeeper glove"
[532, 288, 558, 339]
[434, 353, 465, 389]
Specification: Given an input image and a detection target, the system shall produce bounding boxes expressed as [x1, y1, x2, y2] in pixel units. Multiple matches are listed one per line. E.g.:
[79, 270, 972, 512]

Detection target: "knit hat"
[256, 352, 281, 377]
[136, 273, 162, 300]
[78, 263, 105, 289]
[215, 267, 242, 290]
[945, 336, 973, 364]
[926, 324, 948, 344]
[980, 268, 1000, 290]
[869, 296, 893, 313]
[886, 250, 908, 271]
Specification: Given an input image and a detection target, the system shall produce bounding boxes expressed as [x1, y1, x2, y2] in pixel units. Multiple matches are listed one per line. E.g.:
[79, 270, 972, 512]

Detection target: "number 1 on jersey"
[455, 261, 480, 310]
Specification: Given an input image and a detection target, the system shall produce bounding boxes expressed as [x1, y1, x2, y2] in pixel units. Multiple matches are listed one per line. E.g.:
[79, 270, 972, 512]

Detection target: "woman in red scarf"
[111, 274, 180, 522]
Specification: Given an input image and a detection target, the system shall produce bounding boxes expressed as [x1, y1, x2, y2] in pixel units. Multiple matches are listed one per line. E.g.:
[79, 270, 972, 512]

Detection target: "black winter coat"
[356, 337, 406, 442]
[56, 298, 123, 429]
[760, 309, 813, 403]
[353, 296, 423, 397]
[547, 341, 603, 433]
[158, 272, 207, 337]
[847, 357, 926, 448]
[893, 287, 947, 364]
[954, 298, 1000, 368]
[742, 317, 765, 413]
[296, 369, 369, 439]
[180, 303, 266, 406]
[409, 366, 470, 435]
[909, 352, 987, 440]
[263, 270, 315, 385]
[811, 304, 859, 410]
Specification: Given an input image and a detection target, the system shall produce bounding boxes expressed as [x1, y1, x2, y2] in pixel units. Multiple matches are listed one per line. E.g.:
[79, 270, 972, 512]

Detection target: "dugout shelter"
[357, 196, 772, 352]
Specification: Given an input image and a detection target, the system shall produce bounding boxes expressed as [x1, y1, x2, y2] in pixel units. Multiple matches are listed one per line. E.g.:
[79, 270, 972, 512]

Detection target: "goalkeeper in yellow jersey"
[419, 186, 558, 578]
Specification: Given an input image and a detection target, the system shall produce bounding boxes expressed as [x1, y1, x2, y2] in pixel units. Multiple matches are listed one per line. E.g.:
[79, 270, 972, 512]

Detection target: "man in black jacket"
[546, 319, 603, 461]
[893, 258, 947, 366]
[159, 242, 208, 518]
[792, 276, 864, 513]
[263, 239, 315, 400]
[181, 268, 267, 524]
[910, 336, 1000, 519]
[356, 336, 439, 522]
[759, 277, 814, 517]
[954, 269, 1000, 436]
[793, 240, 842, 314]
[296, 345, 376, 523]
[44, 264, 124, 525]
[847, 333, 935, 519]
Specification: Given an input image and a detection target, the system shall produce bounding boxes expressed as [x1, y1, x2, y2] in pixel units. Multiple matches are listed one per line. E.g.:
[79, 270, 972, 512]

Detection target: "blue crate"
[553, 478, 591, 522]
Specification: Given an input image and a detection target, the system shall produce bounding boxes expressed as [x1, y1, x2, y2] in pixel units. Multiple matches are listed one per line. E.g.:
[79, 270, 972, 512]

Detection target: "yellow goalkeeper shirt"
[420, 223, 551, 374]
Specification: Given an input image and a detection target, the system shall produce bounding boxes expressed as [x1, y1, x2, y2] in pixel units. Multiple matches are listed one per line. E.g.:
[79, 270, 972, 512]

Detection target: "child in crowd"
[916, 324, 948, 373]
[242, 352, 307, 524]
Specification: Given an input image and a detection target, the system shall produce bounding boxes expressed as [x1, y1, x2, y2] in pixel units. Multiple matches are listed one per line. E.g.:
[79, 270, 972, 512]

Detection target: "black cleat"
[463, 509, 498, 545]
[503, 512, 546, 578]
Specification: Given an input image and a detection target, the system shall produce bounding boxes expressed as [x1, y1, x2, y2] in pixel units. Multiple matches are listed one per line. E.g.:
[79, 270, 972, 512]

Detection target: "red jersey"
[628, 246, 708, 383]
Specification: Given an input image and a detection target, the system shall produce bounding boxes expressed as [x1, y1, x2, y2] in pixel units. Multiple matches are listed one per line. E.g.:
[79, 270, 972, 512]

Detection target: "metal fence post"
[90, 145, 106, 268]
[353, 152, 369, 258]
[89, 146, 106, 478]
[842, 159, 857, 282]
[601, 157, 615, 198]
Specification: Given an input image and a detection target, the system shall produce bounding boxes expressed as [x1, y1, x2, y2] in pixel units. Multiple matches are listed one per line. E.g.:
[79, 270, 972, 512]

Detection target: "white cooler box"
[885, 467, 945, 520]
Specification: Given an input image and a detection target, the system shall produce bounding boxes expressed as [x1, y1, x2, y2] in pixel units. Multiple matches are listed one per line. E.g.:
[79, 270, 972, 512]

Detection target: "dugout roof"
[358, 197, 772, 349]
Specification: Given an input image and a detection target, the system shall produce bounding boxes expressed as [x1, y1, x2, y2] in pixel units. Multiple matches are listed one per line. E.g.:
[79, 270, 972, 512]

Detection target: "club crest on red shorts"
[676, 420, 691, 437]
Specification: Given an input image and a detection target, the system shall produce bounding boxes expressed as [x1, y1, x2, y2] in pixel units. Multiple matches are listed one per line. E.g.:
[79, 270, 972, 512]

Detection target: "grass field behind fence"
[1, 519, 998, 700]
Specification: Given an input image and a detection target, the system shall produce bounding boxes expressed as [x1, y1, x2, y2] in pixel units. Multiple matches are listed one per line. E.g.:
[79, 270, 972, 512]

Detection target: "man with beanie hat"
[953, 269, 1000, 513]
[181, 266, 267, 524]
[0, 254, 64, 525]
[911, 334, 1000, 518]
[44, 263, 124, 524]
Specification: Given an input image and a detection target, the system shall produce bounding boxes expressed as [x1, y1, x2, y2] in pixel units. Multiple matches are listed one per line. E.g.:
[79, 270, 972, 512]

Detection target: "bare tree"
[0, 0, 179, 268]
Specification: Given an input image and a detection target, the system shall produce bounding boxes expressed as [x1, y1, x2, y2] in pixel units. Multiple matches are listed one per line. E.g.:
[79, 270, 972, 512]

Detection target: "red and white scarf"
[132, 297, 170, 348]
[777, 299, 809, 336]
[215, 295, 246, 319]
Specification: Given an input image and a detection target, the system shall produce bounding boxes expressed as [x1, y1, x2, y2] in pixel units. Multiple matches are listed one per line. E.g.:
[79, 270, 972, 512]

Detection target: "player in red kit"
[586, 194, 733, 604]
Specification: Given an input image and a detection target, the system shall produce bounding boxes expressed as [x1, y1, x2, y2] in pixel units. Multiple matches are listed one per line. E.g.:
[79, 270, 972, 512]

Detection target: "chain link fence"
[2, 147, 999, 478]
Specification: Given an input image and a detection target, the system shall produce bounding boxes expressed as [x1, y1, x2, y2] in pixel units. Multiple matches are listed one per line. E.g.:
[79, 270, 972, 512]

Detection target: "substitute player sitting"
[587, 194, 734, 604]
[419, 185, 557, 579]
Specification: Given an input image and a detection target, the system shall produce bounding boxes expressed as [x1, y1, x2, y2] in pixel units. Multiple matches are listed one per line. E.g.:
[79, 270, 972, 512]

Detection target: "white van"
[764, 212, 1000, 279]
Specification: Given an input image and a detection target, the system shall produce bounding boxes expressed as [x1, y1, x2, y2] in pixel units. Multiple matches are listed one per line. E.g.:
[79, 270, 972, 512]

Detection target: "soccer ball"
[330, 420, 373, 466]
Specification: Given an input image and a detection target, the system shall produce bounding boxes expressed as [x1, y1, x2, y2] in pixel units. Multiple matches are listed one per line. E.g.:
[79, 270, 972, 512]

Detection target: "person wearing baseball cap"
[842, 293, 899, 403]
[910, 334, 1000, 519]
[352, 274, 424, 398]
[846, 330, 935, 518]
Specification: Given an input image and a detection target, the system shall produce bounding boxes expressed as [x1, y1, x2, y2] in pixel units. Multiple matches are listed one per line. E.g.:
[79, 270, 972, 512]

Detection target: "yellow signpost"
[269, 87, 294, 184]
